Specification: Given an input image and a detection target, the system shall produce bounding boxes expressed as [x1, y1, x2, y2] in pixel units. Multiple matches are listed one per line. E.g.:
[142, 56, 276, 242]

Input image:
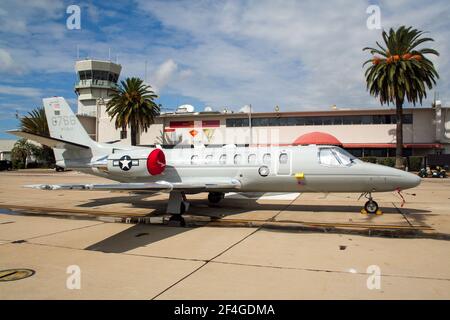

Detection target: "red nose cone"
[147, 149, 166, 175]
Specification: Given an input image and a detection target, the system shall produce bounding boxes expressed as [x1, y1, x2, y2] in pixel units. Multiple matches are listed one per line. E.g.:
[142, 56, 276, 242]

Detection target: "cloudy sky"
[0, 0, 449, 138]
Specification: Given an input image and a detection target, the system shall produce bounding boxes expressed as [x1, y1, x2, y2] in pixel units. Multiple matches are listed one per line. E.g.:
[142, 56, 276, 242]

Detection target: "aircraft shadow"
[76, 193, 431, 218]
[81, 196, 434, 253]
[85, 223, 192, 253]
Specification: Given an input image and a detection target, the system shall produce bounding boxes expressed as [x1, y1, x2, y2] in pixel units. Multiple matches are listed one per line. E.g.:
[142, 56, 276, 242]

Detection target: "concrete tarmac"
[0, 170, 449, 299]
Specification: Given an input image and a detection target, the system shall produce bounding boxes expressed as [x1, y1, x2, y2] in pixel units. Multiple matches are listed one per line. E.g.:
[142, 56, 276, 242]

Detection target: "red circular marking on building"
[293, 132, 342, 146]
[147, 149, 166, 175]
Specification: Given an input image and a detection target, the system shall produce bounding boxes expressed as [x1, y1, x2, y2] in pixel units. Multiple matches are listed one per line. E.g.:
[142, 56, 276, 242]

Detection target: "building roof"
[0, 139, 17, 152]
[293, 132, 342, 146]
[158, 107, 433, 119]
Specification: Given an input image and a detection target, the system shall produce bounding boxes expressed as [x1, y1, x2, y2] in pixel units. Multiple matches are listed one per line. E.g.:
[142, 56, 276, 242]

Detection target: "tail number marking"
[51, 116, 77, 128]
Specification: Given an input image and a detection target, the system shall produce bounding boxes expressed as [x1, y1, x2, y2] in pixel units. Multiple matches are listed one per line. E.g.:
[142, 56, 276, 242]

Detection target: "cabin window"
[279, 153, 288, 164]
[319, 148, 340, 166]
[333, 147, 356, 166]
[205, 154, 213, 164]
[248, 154, 256, 164]
[191, 155, 199, 165]
[219, 154, 227, 164]
[234, 154, 242, 165]
[319, 147, 357, 166]
[263, 153, 271, 164]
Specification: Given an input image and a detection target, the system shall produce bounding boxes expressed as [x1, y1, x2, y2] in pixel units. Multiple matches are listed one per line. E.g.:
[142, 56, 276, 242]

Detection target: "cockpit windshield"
[319, 147, 358, 166]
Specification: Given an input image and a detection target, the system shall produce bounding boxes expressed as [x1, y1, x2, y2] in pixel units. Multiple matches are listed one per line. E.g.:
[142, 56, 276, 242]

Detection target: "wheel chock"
[360, 209, 368, 214]
[375, 209, 383, 215]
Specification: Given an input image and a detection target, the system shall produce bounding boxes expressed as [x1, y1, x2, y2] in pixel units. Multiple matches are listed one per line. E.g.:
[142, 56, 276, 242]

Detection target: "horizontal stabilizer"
[7, 130, 90, 150]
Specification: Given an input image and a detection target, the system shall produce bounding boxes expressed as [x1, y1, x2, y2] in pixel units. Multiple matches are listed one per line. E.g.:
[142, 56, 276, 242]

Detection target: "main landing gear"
[208, 192, 225, 204]
[167, 191, 189, 227]
[360, 192, 379, 214]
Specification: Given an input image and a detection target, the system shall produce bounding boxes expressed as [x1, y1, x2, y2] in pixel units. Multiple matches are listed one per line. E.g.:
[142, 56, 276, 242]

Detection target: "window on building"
[322, 117, 333, 125]
[248, 154, 256, 164]
[364, 148, 386, 157]
[403, 114, 413, 124]
[120, 131, 127, 139]
[332, 116, 343, 125]
[224, 113, 413, 128]
[226, 118, 249, 127]
[313, 117, 323, 125]
[278, 118, 289, 126]
[361, 115, 372, 124]
[269, 118, 280, 126]
[305, 118, 314, 126]
[347, 148, 363, 157]
[205, 154, 213, 164]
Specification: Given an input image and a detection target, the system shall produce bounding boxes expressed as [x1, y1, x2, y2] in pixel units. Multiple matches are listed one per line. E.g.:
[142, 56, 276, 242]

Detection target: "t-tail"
[8, 97, 105, 169]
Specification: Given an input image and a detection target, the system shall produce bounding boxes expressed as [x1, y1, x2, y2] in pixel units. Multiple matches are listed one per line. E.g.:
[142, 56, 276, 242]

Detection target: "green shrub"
[408, 156, 423, 171]
[12, 159, 25, 169]
[361, 157, 377, 163]
[377, 157, 395, 167]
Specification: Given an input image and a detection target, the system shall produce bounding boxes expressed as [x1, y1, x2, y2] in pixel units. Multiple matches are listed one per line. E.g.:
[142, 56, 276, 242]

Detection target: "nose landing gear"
[359, 192, 380, 214]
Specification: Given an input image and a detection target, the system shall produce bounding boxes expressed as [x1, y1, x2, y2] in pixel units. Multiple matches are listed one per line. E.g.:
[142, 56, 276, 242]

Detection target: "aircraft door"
[277, 150, 291, 175]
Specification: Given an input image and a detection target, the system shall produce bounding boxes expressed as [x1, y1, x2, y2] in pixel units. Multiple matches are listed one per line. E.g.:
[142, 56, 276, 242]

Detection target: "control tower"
[74, 59, 122, 116]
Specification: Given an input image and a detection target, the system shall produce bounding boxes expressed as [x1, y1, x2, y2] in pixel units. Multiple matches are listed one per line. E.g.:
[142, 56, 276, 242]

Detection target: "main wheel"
[168, 214, 186, 227]
[364, 200, 379, 214]
[208, 192, 224, 204]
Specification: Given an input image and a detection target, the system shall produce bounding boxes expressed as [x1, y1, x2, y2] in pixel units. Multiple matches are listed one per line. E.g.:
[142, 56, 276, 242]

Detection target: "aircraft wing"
[25, 179, 241, 193]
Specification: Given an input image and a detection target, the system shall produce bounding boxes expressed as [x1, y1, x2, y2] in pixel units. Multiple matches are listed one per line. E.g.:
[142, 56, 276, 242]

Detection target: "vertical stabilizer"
[43, 97, 94, 147]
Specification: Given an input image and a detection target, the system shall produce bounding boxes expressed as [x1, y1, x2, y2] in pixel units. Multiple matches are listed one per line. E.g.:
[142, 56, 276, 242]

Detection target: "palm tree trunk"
[131, 124, 137, 146]
[395, 99, 404, 169]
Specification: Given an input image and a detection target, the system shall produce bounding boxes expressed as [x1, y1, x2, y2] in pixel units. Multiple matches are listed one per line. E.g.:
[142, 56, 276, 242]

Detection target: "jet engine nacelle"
[107, 148, 166, 177]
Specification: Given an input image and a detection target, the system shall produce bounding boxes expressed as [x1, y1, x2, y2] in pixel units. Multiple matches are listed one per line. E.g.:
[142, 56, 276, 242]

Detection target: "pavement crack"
[151, 197, 298, 300]
[392, 202, 414, 227]
[209, 260, 450, 282]
[25, 221, 105, 241]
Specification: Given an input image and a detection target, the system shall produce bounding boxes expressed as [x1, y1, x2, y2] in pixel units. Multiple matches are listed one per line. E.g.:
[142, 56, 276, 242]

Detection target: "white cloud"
[136, 0, 450, 110]
[0, 85, 43, 98]
[0, 0, 448, 112]
[0, 48, 15, 73]
[150, 59, 178, 93]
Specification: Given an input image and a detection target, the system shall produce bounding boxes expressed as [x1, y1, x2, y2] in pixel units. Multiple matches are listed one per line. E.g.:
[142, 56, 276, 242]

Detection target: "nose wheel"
[360, 192, 380, 214]
[364, 199, 379, 214]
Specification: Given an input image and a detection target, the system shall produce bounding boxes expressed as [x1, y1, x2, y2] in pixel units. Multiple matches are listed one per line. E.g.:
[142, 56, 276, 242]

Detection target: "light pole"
[248, 104, 252, 146]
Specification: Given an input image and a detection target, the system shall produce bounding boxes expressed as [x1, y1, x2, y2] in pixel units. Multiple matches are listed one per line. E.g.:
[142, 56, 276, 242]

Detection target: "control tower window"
[78, 70, 93, 81]
[108, 73, 119, 83]
[79, 70, 118, 82]
[92, 70, 109, 81]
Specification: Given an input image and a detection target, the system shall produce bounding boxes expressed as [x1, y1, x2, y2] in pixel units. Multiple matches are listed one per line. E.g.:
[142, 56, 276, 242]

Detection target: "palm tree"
[363, 26, 439, 169]
[106, 77, 160, 146]
[21, 107, 49, 136]
[11, 138, 39, 169]
[20, 107, 55, 165]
